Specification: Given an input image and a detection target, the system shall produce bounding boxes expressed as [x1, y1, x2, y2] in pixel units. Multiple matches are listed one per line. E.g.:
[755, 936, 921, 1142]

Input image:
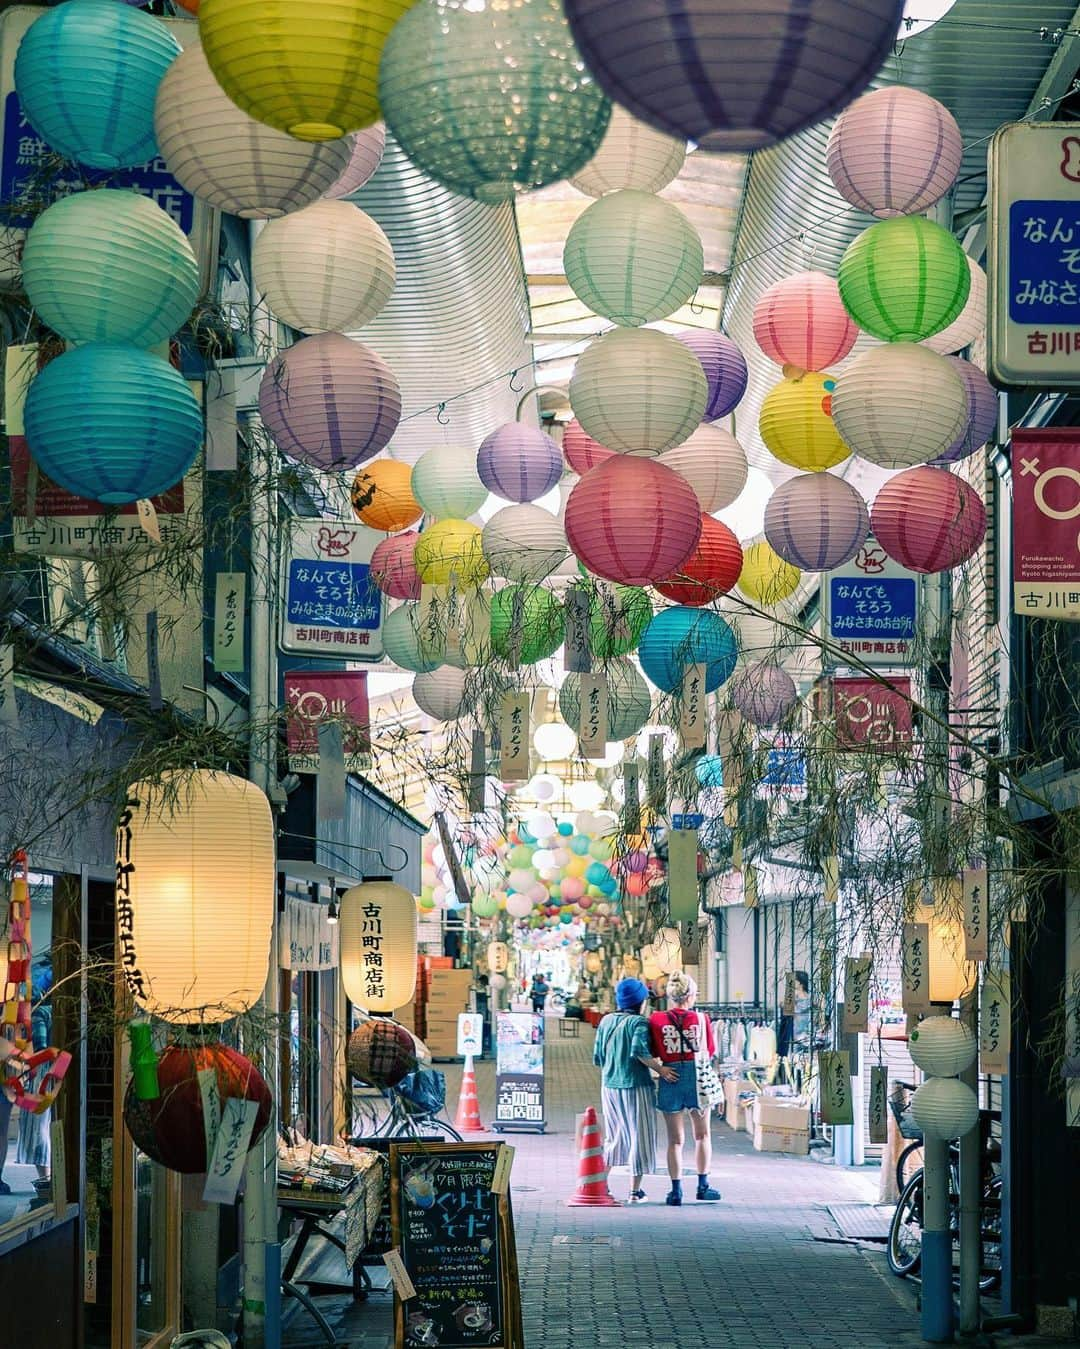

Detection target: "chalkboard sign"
[389, 1142, 523, 1349]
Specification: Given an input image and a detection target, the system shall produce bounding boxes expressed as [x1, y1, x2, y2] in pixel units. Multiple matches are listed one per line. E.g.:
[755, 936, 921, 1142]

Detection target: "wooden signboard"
[390, 1142, 524, 1349]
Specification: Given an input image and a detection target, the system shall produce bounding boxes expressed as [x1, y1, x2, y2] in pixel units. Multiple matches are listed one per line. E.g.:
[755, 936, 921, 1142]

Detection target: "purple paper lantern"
[477, 424, 563, 503]
[731, 663, 798, 727]
[325, 124, 387, 200]
[933, 358, 998, 465]
[764, 473, 870, 572]
[675, 330, 748, 422]
[259, 333, 401, 472]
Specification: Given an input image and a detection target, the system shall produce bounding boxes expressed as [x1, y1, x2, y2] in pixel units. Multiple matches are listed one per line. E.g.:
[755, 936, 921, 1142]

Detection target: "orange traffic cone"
[454, 1055, 484, 1133]
[566, 1105, 619, 1207]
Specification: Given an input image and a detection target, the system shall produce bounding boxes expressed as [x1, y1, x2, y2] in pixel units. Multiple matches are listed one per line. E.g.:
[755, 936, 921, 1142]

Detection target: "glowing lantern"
[658, 425, 748, 513]
[737, 541, 801, 606]
[559, 658, 652, 741]
[731, 664, 797, 727]
[870, 466, 986, 574]
[489, 587, 565, 665]
[477, 424, 563, 504]
[638, 606, 737, 694]
[482, 504, 569, 583]
[913, 895, 976, 1002]
[569, 105, 685, 197]
[351, 459, 422, 532]
[371, 532, 422, 600]
[487, 941, 509, 974]
[759, 372, 849, 472]
[563, 419, 614, 474]
[655, 515, 743, 607]
[340, 881, 418, 1012]
[674, 330, 748, 422]
[752, 272, 857, 373]
[414, 521, 489, 586]
[412, 446, 487, 520]
[764, 473, 869, 571]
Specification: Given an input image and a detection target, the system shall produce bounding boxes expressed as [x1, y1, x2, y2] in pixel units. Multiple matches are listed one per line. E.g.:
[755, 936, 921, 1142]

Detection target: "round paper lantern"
[155, 44, 352, 219]
[764, 473, 869, 571]
[252, 200, 395, 334]
[657, 424, 748, 513]
[909, 1015, 977, 1078]
[340, 881, 418, 1012]
[674, 330, 748, 423]
[23, 190, 198, 348]
[116, 770, 275, 1022]
[352, 459, 422, 532]
[507, 892, 533, 919]
[414, 520, 489, 586]
[563, 419, 614, 474]
[737, 541, 801, 606]
[831, 344, 967, 469]
[412, 446, 487, 520]
[472, 892, 499, 918]
[569, 105, 686, 197]
[371, 532, 422, 600]
[923, 257, 986, 355]
[569, 328, 708, 455]
[562, 0, 903, 150]
[326, 124, 387, 199]
[483, 505, 568, 583]
[934, 358, 997, 465]
[175, 0, 200, 11]
[871, 466, 986, 574]
[564, 190, 703, 327]
[534, 722, 578, 762]
[588, 584, 652, 658]
[752, 272, 857, 373]
[731, 663, 797, 726]
[759, 372, 849, 473]
[260, 334, 400, 471]
[490, 587, 565, 665]
[559, 658, 652, 741]
[655, 515, 743, 606]
[379, 0, 611, 203]
[347, 1020, 417, 1088]
[25, 345, 202, 505]
[839, 216, 970, 343]
[911, 1077, 979, 1142]
[827, 87, 962, 219]
[383, 603, 439, 672]
[412, 666, 470, 721]
[638, 607, 737, 694]
[487, 941, 509, 974]
[199, 0, 413, 140]
[15, 0, 180, 170]
[565, 457, 701, 585]
[477, 425, 563, 504]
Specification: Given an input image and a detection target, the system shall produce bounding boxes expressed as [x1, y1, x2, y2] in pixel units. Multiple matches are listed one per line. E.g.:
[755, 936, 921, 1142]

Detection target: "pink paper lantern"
[561, 876, 586, 902]
[933, 358, 998, 465]
[477, 423, 563, 503]
[565, 456, 701, 586]
[370, 531, 422, 600]
[731, 663, 798, 727]
[563, 418, 614, 474]
[764, 472, 869, 571]
[324, 123, 387, 199]
[871, 466, 986, 574]
[752, 271, 857, 373]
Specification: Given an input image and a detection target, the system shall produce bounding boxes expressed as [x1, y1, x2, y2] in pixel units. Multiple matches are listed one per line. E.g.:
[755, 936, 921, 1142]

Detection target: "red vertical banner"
[1013, 427, 1080, 619]
[284, 671, 371, 772]
[832, 677, 913, 751]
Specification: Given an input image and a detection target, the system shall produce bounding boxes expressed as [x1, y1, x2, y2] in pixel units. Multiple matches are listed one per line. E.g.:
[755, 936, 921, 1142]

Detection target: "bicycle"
[351, 1067, 464, 1143]
[889, 1080, 925, 1193]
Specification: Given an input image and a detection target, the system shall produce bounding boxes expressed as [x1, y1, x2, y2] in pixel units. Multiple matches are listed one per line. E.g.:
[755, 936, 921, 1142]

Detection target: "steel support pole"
[958, 992, 981, 1334]
[922, 1134, 956, 1342]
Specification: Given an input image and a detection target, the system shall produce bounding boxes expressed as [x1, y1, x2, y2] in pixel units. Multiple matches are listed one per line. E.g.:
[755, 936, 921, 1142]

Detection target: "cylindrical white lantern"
[482, 503, 569, 583]
[412, 446, 488, 520]
[657, 424, 748, 513]
[116, 770, 274, 1023]
[911, 1076, 979, 1141]
[340, 881, 418, 1012]
[909, 1015, 977, 1078]
[412, 667, 470, 722]
[922, 256, 987, 355]
[569, 105, 686, 197]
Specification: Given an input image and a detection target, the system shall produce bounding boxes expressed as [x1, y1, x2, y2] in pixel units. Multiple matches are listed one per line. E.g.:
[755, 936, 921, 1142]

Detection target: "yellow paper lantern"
[737, 541, 801, 606]
[913, 894, 976, 1003]
[340, 881, 418, 1012]
[413, 520, 489, 586]
[759, 372, 849, 472]
[116, 770, 274, 1023]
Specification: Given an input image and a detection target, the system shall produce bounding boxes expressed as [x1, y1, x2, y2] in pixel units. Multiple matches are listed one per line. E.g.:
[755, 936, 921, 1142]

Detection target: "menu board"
[390, 1143, 523, 1349]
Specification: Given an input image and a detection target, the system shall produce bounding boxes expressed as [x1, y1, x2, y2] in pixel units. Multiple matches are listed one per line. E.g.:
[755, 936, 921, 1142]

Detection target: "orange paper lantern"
[351, 458, 422, 532]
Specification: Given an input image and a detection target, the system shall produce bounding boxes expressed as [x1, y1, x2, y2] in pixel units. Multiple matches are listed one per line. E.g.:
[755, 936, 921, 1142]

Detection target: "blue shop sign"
[1008, 199, 1080, 324]
[761, 747, 807, 796]
[285, 560, 381, 632]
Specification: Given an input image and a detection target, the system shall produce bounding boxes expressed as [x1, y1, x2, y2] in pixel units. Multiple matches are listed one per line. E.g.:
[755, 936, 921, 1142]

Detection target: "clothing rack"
[696, 1003, 766, 1019]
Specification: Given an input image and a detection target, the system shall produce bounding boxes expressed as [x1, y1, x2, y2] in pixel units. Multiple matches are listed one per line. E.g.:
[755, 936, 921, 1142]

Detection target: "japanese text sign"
[819, 1050, 854, 1126]
[842, 956, 872, 1035]
[577, 672, 607, 758]
[963, 866, 990, 963]
[213, 572, 246, 674]
[499, 693, 530, 783]
[285, 670, 371, 774]
[833, 676, 913, 751]
[902, 921, 931, 1013]
[979, 969, 1011, 1076]
[280, 519, 384, 659]
[823, 538, 919, 667]
[1012, 428, 1080, 619]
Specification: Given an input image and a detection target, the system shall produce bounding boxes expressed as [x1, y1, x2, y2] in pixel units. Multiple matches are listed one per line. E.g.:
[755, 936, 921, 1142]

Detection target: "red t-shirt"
[649, 1009, 716, 1064]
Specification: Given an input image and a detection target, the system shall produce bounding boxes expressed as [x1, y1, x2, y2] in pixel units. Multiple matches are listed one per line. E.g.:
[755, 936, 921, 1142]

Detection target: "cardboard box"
[748, 1097, 811, 1155]
[723, 1078, 756, 1132]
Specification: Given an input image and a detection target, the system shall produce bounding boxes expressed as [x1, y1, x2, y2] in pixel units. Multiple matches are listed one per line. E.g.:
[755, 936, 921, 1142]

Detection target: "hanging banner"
[285, 670, 371, 774]
[577, 672, 608, 759]
[493, 1012, 545, 1133]
[979, 970, 1011, 1076]
[819, 1050, 854, 1126]
[317, 722, 347, 821]
[822, 538, 919, 668]
[499, 693, 530, 783]
[280, 518, 384, 659]
[833, 676, 913, 751]
[1011, 428, 1080, 619]
[1066, 880, 1080, 1125]
[0, 643, 16, 727]
[902, 921, 932, 1014]
[145, 611, 163, 712]
[823, 854, 840, 905]
[667, 828, 699, 923]
[842, 956, 872, 1035]
[213, 572, 246, 674]
[281, 897, 339, 971]
[679, 663, 707, 750]
[782, 971, 796, 1017]
[963, 866, 990, 963]
[647, 733, 666, 813]
[869, 1065, 889, 1145]
[468, 730, 487, 814]
[622, 760, 641, 832]
[563, 585, 591, 673]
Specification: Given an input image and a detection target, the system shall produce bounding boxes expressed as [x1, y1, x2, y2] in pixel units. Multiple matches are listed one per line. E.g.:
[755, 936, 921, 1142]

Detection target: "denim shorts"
[657, 1060, 700, 1114]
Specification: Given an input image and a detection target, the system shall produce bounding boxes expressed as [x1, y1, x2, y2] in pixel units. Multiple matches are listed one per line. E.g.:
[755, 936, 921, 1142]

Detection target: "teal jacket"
[593, 1011, 653, 1089]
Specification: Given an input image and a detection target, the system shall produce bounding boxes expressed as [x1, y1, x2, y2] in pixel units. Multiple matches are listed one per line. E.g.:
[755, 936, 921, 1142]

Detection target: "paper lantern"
[560, 659, 651, 741]
[923, 257, 986, 355]
[839, 216, 970, 343]
[379, 0, 611, 203]
[472, 892, 499, 918]
[655, 515, 743, 607]
[563, 419, 614, 474]
[909, 1015, 977, 1078]
[832, 344, 967, 469]
[657, 424, 748, 513]
[23, 190, 198, 348]
[175, 0, 199, 11]
[562, 0, 904, 149]
[565, 457, 701, 585]
[570, 328, 708, 454]
[913, 896, 976, 1002]
[199, 0, 413, 140]
[934, 359, 997, 465]
[326, 124, 387, 199]
[116, 770, 274, 1022]
[871, 466, 986, 574]
[911, 1077, 979, 1142]
[827, 87, 962, 219]
[483, 504, 569, 584]
[252, 200, 395, 334]
[564, 190, 703, 326]
[638, 606, 737, 694]
[371, 532, 422, 600]
[764, 473, 869, 571]
[737, 541, 801, 606]
[412, 666, 471, 722]
[383, 603, 439, 672]
[347, 1020, 417, 1087]
[759, 372, 849, 473]
[674, 330, 748, 423]
[259, 333, 400, 471]
[351, 459, 422, 532]
[410, 446, 487, 520]
[534, 722, 578, 762]
[25, 344, 202, 506]
[752, 272, 857, 373]
[506, 892, 533, 919]
[340, 881, 418, 1012]
[15, 0, 180, 170]
[414, 520, 489, 586]
[478, 425, 563, 504]
[487, 941, 509, 974]
[569, 105, 685, 197]
[490, 587, 565, 665]
[589, 584, 652, 658]
[731, 663, 797, 727]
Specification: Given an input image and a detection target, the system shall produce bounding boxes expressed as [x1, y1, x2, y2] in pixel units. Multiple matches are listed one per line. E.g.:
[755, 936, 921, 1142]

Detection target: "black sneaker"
[0, 1180, 10, 1196]
[665, 1190, 682, 1206]
[696, 1185, 721, 1202]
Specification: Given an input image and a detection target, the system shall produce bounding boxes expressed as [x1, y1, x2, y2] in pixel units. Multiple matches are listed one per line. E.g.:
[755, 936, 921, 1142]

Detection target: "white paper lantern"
[252, 199, 395, 334]
[922, 256, 987, 355]
[325, 123, 387, 199]
[569, 105, 686, 197]
[909, 1015, 977, 1078]
[534, 722, 578, 762]
[116, 769, 274, 1023]
[482, 503, 569, 583]
[559, 658, 652, 742]
[340, 881, 418, 1012]
[658, 424, 748, 513]
[155, 43, 352, 219]
[411, 446, 488, 520]
[506, 893, 533, 919]
[911, 1076, 979, 1141]
[412, 666, 470, 721]
[831, 344, 968, 469]
[527, 810, 558, 839]
[383, 603, 439, 673]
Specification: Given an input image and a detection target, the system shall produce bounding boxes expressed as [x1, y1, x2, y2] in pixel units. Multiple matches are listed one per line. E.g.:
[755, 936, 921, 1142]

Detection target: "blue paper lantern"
[694, 754, 724, 789]
[15, 0, 181, 170]
[24, 345, 203, 505]
[638, 607, 737, 694]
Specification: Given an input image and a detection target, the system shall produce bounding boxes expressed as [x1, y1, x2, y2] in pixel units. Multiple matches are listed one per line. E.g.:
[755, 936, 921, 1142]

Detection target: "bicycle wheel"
[896, 1140, 924, 1195]
[979, 1177, 1003, 1293]
[888, 1172, 924, 1278]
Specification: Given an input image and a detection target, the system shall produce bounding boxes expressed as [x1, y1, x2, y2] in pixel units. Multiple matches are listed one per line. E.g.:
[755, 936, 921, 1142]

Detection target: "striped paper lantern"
[412, 667, 471, 722]
[351, 459, 421, 532]
[563, 419, 614, 474]
[752, 272, 857, 373]
[565, 456, 701, 585]
[731, 663, 798, 726]
[412, 446, 488, 520]
[934, 358, 998, 465]
[658, 424, 748, 513]
[637, 606, 737, 694]
[764, 473, 869, 571]
[674, 330, 748, 421]
[413, 520, 490, 586]
[477, 424, 563, 503]
[259, 333, 401, 471]
[490, 587, 565, 664]
[370, 532, 422, 600]
[588, 584, 652, 658]
[559, 659, 652, 741]
[923, 256, 987, 355]
[827, 87, 962, 219]
[482, 504, 569, 583]
[325, 124, 387, 199]
[870, 466, 986, 573]
[655, 515, 743, 606]
[569, 105, 686, 197]
[839, 216, 970, 343]
[382, 602, 438, 672]
[737, 541, 801, 606]
[759, 372, 849, 472]
[910, 1077, 979, 1143]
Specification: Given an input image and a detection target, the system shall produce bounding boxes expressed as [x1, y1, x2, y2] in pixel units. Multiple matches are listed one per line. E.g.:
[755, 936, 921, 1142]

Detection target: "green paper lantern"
[378, 0, 611, 204]
[588, 584, 651, 658]
[490, 586, 564, 664]
[838, 216, 970, 343]
[471, 892, 499, 918]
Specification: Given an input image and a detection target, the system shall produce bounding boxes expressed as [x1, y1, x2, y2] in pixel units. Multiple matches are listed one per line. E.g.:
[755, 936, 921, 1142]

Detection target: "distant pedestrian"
[593, 978, 677, 1204]
[530, 972, 550, 1016]
[649, 971, 721, 1205]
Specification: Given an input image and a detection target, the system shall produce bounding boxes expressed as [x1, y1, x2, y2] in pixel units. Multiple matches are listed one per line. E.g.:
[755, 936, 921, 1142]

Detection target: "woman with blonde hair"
[648, 970, 720, 1205]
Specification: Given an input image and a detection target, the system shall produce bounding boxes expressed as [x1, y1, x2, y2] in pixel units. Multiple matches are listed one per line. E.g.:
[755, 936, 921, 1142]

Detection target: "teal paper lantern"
[638, 606, 737, 694]
[22, 190, 199, 348]
[24, 344, 202, 505]
[379, 0, 611, 203]
[15, 0, 181, 170]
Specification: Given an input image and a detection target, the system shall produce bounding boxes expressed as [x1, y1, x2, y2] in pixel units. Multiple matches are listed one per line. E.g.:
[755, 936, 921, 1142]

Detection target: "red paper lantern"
[346, 1019, 417, 1088]
[655, 515, 743, 606]
[370, 531, 422, 600]
[870, 466, 986, 574]
[563, 418, 614, 474]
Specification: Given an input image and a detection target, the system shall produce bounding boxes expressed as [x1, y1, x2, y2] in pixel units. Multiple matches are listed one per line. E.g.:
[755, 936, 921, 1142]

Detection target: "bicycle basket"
[396, 1067, 446, 1117]
[898, 1107, 923, 1142]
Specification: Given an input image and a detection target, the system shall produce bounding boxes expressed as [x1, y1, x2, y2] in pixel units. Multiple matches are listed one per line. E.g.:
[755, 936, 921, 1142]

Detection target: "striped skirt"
[601, 1083, 657, 1177]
